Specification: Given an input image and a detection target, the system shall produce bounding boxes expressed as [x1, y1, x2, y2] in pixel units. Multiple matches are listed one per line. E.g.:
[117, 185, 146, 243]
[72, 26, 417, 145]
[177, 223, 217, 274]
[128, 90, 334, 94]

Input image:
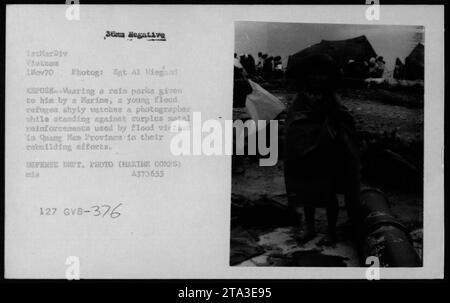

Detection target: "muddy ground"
[231, 85, 423, 267]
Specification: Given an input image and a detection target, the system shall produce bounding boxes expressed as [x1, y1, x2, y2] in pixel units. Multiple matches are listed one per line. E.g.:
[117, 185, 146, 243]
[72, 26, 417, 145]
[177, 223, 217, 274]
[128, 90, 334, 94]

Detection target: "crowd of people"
[341, 55, 386, 79]
[235, 52, 387, 85]
[234, 52, 284, 80]
[367, 56, 386, 78]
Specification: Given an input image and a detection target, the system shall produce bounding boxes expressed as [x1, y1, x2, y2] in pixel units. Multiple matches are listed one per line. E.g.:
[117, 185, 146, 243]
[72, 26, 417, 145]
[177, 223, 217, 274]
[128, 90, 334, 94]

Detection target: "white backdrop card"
[5, 5, 444, 279]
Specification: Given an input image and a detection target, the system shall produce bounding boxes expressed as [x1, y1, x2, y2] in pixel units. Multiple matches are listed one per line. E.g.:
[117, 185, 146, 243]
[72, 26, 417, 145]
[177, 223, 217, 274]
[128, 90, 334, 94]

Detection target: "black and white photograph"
[3, 3, 444, 283]
[231, 21, 425, 267]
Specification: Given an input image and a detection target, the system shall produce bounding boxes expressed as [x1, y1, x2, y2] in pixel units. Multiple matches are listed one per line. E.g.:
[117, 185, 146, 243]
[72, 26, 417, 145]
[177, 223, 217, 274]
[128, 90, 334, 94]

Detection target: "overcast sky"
[235, 22, 424, 71]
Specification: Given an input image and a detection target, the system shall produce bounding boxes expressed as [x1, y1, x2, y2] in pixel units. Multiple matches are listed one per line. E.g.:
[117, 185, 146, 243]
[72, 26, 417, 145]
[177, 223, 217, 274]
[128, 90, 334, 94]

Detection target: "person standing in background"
[256, 52, 264, 74]
[273, 56, 283, 78]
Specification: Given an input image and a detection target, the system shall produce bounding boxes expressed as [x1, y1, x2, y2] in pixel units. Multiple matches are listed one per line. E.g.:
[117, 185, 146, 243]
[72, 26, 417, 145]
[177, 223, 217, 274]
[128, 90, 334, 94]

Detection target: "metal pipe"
[359, 188, 421, 267]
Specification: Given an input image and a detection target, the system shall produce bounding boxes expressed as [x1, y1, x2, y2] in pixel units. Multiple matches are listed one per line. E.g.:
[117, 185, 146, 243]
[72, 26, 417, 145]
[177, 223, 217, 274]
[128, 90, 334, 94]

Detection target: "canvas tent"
[286, 35, 378, 79]
[403, 43, 424, 80]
